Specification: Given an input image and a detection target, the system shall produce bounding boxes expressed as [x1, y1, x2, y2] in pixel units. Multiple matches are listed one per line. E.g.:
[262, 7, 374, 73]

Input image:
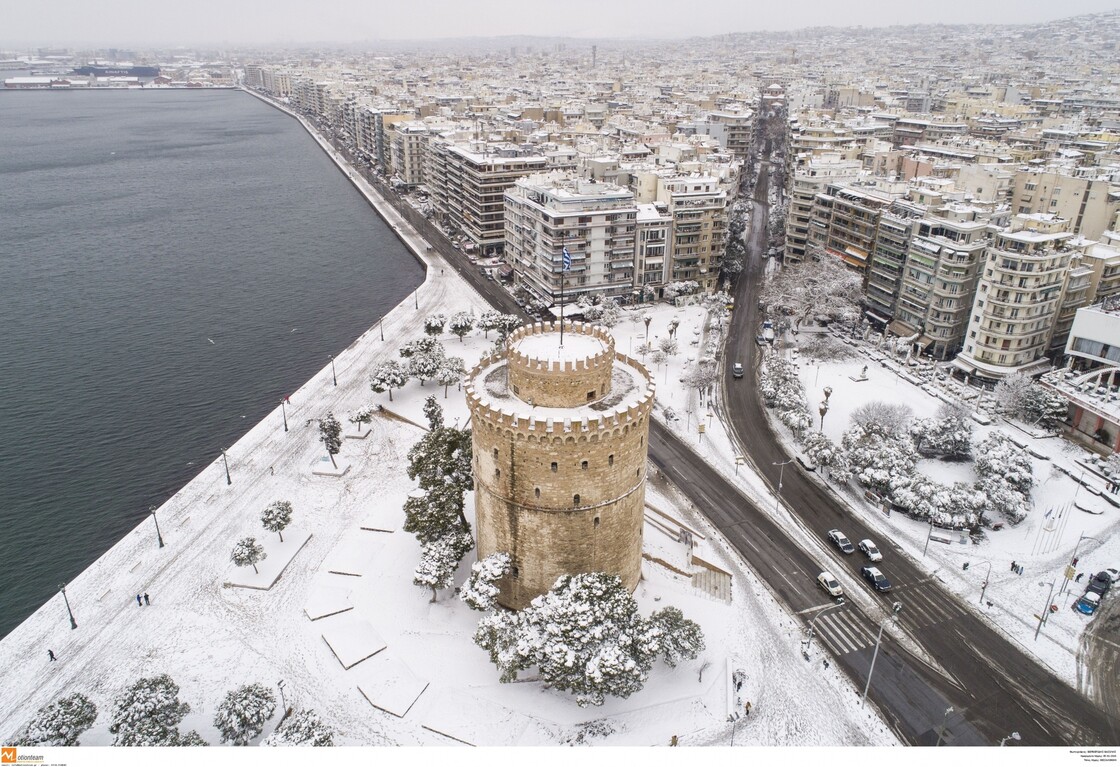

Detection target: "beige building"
[1010, 169, 1119, 239]
[467, 322, 655, 609]
[389, 121, 429, 189]
[658, 175, 727, 291]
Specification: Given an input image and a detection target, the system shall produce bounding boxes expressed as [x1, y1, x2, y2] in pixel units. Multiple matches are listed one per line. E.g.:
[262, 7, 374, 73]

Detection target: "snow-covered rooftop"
[512, 329, 604, 362]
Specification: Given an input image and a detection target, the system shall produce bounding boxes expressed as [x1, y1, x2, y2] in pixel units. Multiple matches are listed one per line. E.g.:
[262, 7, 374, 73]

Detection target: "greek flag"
[562, 245, 572, 272]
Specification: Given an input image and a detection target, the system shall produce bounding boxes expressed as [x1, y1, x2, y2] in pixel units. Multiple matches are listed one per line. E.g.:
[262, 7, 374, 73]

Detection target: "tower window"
[608, 454, 614, 466]
[587, 391, 596, 400]
[581, 460, 588, 470]
[493, 447, 499, 459]
[594, 516, 600, 527]
[551, 461, 558, 472]
[535, 487, 540, 498]
[511, 566, 519, 578]
[495, 468, 501, 478]
[574, 494, 581, 505]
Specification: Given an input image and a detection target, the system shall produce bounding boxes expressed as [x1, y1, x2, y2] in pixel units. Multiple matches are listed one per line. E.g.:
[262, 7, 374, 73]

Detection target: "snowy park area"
[0, 196, 898, 748]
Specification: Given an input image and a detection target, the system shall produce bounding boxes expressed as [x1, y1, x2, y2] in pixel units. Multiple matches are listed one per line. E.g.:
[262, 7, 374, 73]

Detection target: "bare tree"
[760, 245, 863, 330]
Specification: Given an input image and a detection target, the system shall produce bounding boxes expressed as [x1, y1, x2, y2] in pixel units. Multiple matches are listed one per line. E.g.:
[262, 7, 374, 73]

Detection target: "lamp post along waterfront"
[329, 354, 337, 386]
[221, 448, 232, 485]
[150, 505, 165, 549]
[59, 583, 77, 630]
[281, 398, 288, 432]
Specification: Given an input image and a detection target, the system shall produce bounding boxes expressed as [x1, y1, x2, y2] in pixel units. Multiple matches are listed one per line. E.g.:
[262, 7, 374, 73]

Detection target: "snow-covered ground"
[0, 133, 898, 748]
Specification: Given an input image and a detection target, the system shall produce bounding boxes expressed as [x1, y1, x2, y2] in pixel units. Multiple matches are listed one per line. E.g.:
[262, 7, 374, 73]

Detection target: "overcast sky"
[4, 0, 1119, 47]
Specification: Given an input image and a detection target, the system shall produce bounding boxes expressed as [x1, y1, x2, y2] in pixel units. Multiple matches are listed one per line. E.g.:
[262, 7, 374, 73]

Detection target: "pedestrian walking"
[1076, 572, 1085, 583]
[136, 594, 143, 607]
[48, 649, 56, 662]
[270, 466, 274, 476]
[670, 735, 678, 747]
[1010, 560, 1017, 572]
[744, 701, 752, 716]
[143, 593, 150, 606]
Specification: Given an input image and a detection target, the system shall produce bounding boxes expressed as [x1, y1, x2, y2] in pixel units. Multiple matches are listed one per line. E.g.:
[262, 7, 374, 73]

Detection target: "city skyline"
[4, 0, 1120, 47]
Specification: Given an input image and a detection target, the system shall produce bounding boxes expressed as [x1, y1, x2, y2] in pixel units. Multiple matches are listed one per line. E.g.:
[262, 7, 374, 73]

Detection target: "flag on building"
[562, 245, 572, 272]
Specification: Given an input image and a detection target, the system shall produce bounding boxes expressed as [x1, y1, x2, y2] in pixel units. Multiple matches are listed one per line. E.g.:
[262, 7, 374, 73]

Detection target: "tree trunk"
[252, 564, 259, 574]
[388, 389, 393, 402]
[278, 530, 284, 543]
[444, 383, 449, 398]
[429, 587, 438, 603]
[329, 452, 337, 468]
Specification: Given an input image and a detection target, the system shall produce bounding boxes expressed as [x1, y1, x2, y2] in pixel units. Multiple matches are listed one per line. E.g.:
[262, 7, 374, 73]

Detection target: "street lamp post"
[379, 318, 384, 342]
[59, 583, 77, 630]
[773, 458, 794, 517]
[922, 517, 936, 558]
[935, 706, 955, 746]
[329, 355, 337, 386]
[281, 398, 288, 432]
[735, 456, 745, 476]
[1034, 581, 1056, 640]
[999, 732, 1021, 746]
[861, 602, 902, 707]
[1062, 533, 1099, 597]
[150, 505, 165, 549]
[221, 448, 232, 485]
[819, 386, 833, 432]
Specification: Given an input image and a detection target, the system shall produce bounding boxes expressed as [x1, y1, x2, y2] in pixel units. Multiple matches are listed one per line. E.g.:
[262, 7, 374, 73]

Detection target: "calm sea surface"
[0, 90, 424, 638]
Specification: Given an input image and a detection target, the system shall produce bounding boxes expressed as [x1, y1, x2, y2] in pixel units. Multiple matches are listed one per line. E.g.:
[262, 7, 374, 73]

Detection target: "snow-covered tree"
[994, 373, 1068, 427]
[648, 606, 705, 668]
[423, 313, 447, 337]
[231, 537, 267, 574]
[175, 730, 208, 746]
[650, 350, 667, 368]
[109, 674, 191, 747]
[474, 573, 701, 707]
[319, 412, 342, 467]
[662, 281, 699, 301]
[460, 552, 512, 611]
[841, 421, 918, 495]
[801, 431, 849, 479]
[398, 336, 444, 360]
[369, 360, 408, 402]
[349, 405, 375, 435]
[261, 709, 334, 747]
[478, 309, 501, 339]
[850, 402, 913, 438]
[635, 341, 653, 359]
[407, 352, 442, 386]
[658, 337, 679, 357]
[493, 314, 523, 343]
[436, 356, 465, 398]
[975, 432, 1034, 495]
[260, 500, 293, 542]
[213, 683, 276, 746]
[760, 247, 863, 329]
[413, 530, 474, 602]
[13, 692, 97, 746]
[683, 361, 718, 405]
[404, 398, 474, 541]
[448, 311, 475, 342]
[976, 475, 1030, 525]
[797, 333, 858, 362]
[909, 402, 973, 459]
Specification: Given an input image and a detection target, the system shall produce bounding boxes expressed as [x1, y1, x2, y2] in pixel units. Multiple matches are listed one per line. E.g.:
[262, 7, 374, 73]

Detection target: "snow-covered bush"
[473, 573, 703, 707]
[413, 530, 474, 602]
[260, 500, 293, 542]
[369, 360, 408, 401]
[261, 709, 334, 747]
[214, 683, 276, 746]
[909, 402, 973, 459]
[435, 356, 465, 398]
[994, 373, 1068, 427]
[13, 692, 97, 746]
[423, 313, 447, 337]
[662, 281, 699, 301]
[448, 311, 474, 342]
[658, 337, 679, 356]
[460, 552, 512, 611]
[841, 421, 918, 495]
[975, 433, 1033, 495]
[109, 674, 192, 747]
[231, 537, 267, 574]
[796, 333, 857, 362]
[349, 405, 376, 434]
[647, 606, 705, 668]
[759, 355, 813, 437]
[477, 309, 501, 338]
[850, 402, 912, 438]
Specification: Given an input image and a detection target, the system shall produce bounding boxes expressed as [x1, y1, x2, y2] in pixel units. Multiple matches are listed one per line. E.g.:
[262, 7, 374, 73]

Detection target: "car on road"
[827, 529, 855, 554]
[732, 362, 744, 378]
[1087, 572, 1112, 597]
[817, 571, 843, 597]
[1101, 568, 1119, 584]
[858, 539, 882, 562]
[1075, 592, 1101, 615]
[860, 565, 893, 592]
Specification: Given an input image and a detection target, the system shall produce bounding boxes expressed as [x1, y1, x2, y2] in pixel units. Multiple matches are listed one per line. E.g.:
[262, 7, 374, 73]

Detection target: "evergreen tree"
[261, 500, 293, 542]
[402, 486, 465, 545]
[14, 692, 97, 746]
[407, 352, 441, 386]
[436, 357, 465, 398]
[413, 531, 474, 602]
[261, 709, 334, 747]
[423, 313, 447, 337]
[175, 730, 208, 746]
[108, 674, 191, 747]
[213, 683, 276, 746]
[231, 537, 267, 574]
[448, 311, 475, 342]
[460, 553, 511, 611]
[319, 412, 342, 468]
[369, 360, 408, 402]
[349, 405, 376, 435]
[648, 606, 705, 668]
[478, 309, 501, 339]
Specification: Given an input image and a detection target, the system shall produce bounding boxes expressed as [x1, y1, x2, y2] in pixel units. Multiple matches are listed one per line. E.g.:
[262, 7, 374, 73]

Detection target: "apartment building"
[808, 182, 895, 271]
[864, 201, 923, 325]
[1009, 169, 1119, 239]
[657, 175, 727, 292]
[389, 121, 429, 188]
[953, 215, 1075, 381]
[784, 154, 863, 262]
[429, 141, 548, 255]
[635, 203, 673, 298]
[504, 174, 638, 306]
[705, 109, 755, 159]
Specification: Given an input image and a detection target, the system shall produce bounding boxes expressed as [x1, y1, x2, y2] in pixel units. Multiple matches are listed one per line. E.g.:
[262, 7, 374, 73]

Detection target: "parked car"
[858, 539, 883, 562]
[818, 571, 843, 598]
[860, 565, 893, 592]
[1087, 572, 1112, 597]
[1075, 592, 1101, 615]
[732, 362, 744, 378]
[827, 529, 855, 554]
[1102, 568, 1119, 584]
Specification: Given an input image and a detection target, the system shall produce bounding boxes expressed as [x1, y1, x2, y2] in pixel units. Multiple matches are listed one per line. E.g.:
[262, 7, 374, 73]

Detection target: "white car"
[817, 571, 843, 598]
[858, 539, 883, 562]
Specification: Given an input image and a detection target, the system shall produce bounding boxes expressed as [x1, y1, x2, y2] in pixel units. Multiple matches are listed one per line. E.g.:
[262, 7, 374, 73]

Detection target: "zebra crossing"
[809, 587, 965, 656]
